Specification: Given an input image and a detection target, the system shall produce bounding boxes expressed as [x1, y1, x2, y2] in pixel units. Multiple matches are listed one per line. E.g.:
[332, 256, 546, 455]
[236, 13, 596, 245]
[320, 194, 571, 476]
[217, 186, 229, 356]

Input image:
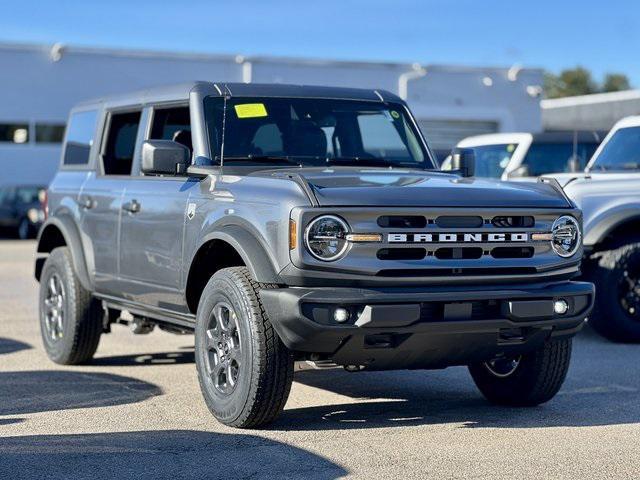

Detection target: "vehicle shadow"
[0, 370, 161, 416]
[0, 337, 31, 355]
[272, 329, 640, 431]
[92, 350, 195, 367]
[0, 430, 347, 480]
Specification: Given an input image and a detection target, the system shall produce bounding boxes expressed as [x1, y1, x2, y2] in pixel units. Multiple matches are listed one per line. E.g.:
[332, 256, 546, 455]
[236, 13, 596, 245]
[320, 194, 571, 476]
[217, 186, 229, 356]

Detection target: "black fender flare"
[195, 225, 282, 284]
[36, 216, 92, 291]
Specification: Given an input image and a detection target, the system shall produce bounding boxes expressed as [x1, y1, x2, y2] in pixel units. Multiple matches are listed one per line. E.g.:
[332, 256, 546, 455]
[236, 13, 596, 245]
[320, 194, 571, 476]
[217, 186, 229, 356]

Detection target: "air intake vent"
[435, 216, 483, 228]
[377, 248, 426, 260]
[492, 216, 535, 228]
[377, 215, 426, 229]
[434, 247, 483, 260]
[491, 247, 534, 259]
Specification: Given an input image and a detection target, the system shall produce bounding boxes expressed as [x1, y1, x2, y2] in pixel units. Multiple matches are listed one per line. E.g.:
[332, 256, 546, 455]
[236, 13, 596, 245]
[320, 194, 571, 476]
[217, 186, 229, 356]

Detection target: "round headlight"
[304, 215, 349, 261]
[551, 215, 581, 257]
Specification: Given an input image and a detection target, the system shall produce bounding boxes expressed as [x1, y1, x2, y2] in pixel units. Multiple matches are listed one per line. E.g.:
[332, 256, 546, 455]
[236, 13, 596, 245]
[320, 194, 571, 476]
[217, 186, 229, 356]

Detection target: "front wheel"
[195, 267, 294, 428]
[588, 243, 640, 342]
[469, 338, 572, 406]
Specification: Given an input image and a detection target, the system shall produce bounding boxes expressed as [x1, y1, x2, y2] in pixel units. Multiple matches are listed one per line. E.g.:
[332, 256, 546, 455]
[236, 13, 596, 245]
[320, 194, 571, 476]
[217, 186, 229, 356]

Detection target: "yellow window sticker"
[390, 110, 400, 119]
[507, 144, 516, 153]
[234, 103, 268, 119]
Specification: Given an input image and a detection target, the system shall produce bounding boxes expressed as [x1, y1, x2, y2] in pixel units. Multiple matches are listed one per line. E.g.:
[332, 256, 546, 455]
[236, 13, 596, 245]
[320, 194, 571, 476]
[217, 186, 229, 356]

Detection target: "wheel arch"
[35, 216, 92, 291]
[184, 225, 282, 314]
[587, 208, 640, 253]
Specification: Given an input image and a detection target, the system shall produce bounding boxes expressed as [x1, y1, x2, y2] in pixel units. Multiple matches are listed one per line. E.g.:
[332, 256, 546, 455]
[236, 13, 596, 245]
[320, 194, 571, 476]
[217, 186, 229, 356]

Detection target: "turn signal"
[289, 219, 297, 250]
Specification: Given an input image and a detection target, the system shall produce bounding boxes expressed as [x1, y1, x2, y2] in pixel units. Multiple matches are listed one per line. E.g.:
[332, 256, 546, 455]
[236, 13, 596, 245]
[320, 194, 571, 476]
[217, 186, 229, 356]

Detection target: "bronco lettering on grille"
[388, 233, 529, 243]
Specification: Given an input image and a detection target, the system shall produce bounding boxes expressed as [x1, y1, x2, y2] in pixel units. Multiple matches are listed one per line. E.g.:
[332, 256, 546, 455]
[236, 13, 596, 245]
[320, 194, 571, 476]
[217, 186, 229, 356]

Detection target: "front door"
[118, 177, 196, 311]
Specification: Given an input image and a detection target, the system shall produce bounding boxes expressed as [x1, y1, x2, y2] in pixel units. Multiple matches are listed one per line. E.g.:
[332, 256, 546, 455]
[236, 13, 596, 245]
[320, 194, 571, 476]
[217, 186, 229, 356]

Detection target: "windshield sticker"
[507, 144, 516, 153]
[234, 103, 268, 119]
[390, 110, 400, 119]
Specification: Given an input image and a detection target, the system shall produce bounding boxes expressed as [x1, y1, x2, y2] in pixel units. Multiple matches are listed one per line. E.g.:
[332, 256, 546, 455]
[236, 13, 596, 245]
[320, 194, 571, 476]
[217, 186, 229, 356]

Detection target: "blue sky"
[1, 0, 639, 85]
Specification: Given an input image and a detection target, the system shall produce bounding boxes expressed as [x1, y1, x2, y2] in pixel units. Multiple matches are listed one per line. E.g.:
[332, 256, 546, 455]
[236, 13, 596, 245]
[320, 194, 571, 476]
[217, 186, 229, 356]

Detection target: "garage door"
[418, 119, 499, 156]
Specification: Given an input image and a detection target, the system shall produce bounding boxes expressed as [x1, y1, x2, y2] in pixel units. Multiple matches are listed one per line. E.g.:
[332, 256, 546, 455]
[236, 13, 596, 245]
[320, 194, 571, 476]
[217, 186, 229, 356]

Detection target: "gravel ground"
[1, 240, 639, 479]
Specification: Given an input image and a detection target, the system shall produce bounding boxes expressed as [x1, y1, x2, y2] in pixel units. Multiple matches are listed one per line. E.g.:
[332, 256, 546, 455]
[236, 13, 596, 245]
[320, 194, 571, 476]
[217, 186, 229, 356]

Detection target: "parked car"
[545, 117, 640, 342]
[35, 82, 593, 428]
[0, 185, 46, 239]
[442, 131, 604, 180]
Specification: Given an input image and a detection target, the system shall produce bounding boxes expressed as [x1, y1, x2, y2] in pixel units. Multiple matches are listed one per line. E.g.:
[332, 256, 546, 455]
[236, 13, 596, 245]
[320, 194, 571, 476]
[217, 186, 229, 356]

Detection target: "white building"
[0, 42, 544, 187]
[542, 90, 640, 131]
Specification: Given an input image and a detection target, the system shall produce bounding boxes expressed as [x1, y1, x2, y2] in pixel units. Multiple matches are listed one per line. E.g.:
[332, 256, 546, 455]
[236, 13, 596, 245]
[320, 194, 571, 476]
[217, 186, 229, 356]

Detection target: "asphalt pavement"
[1, 240, 639, 479]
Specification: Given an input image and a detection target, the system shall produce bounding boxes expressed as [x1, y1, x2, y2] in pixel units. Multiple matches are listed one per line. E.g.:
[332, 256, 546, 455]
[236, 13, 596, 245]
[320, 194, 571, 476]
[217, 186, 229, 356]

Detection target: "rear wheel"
[588, 243, 640, 342]
[38, 247, 103, 364]
[469, 338, 572, 406]
[195, 267, 294, 428]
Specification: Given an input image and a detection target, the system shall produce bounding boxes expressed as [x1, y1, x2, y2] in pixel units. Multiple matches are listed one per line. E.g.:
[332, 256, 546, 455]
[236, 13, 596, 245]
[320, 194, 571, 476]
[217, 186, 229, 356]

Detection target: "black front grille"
[377, 248, 426, 260]
[435, 216, 484, 228]
[492, 215, 535, 228]
[377, 215, 426, 229]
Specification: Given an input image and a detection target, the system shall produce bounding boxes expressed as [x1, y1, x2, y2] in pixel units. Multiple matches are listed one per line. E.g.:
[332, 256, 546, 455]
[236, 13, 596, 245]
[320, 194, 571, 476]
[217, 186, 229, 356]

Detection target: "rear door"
[80, 108, 142, 295]
[118, 104, 195, 312]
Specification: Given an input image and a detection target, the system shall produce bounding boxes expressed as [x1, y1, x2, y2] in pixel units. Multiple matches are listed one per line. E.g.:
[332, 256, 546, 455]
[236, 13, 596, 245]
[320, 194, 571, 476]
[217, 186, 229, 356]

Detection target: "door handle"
[80, 196, 94, 210]
[122, 199, 141, 214]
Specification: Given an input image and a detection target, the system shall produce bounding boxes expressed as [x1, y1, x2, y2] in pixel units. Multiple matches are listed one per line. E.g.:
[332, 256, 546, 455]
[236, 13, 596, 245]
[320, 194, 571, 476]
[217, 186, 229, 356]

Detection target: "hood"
[267, 168, 571, 208]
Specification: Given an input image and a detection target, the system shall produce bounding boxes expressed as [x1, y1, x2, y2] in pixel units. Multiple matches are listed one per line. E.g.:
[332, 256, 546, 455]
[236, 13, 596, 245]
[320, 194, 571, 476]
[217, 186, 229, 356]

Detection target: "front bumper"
[260, 280, 594, 370]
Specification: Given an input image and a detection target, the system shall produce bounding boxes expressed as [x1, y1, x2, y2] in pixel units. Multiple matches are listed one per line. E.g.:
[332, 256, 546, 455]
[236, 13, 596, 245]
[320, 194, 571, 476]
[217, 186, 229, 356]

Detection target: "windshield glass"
[523, 142, 599, 176]
[204, 96, 434, 168]
[442, 143, 516, 178]
[590, 126, 640, 171]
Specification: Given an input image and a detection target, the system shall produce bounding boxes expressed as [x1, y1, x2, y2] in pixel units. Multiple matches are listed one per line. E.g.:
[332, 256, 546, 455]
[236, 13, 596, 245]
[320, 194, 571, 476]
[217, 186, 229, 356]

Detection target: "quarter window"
[63, 110, 98, 165]
[102, 111, 141, 175]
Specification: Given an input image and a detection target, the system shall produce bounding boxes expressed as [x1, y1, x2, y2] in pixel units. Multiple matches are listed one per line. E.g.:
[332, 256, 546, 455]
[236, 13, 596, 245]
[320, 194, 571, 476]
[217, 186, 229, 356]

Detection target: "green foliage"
[602, 74, 631, 93]
[544, 67, 632, 99]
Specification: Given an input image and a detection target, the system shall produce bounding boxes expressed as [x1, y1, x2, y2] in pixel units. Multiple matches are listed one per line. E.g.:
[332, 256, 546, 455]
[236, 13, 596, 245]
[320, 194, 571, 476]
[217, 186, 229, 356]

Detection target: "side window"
[150, 106, 191, 154]
[63, 110, 98, 165]
[102, 111, 141, 175]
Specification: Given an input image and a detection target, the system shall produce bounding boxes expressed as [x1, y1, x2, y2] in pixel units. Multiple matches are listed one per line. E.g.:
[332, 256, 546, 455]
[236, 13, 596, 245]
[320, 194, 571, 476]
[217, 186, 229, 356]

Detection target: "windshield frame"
[202, 95, 437, 170]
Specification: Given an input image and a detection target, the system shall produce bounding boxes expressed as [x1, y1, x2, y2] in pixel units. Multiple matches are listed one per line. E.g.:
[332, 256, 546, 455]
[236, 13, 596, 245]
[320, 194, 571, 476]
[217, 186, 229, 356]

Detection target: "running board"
[95, 294, 196, 330]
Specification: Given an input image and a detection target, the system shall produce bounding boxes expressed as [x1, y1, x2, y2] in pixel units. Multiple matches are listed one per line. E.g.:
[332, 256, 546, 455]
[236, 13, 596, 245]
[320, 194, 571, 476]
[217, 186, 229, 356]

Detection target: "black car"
[0, 185, 46, 239]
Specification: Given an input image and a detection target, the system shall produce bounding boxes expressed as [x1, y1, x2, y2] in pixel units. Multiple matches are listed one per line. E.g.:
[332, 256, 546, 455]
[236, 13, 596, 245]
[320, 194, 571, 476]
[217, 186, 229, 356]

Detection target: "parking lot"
[0, 239, 639, 479]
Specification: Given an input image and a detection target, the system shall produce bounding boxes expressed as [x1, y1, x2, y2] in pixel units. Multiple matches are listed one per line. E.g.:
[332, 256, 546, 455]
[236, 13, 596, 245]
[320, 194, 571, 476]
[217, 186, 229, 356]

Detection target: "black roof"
[75, 81, 402, 109]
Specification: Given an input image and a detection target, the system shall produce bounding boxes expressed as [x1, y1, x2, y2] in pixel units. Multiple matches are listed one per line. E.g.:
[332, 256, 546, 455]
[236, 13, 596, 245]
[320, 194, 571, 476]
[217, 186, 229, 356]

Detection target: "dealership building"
[0, 42, 545, 188]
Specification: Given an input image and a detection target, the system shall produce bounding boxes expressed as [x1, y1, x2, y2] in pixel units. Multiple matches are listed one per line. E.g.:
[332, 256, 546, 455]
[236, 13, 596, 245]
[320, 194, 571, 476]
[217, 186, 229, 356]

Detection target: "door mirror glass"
[141, 140, 189, 175]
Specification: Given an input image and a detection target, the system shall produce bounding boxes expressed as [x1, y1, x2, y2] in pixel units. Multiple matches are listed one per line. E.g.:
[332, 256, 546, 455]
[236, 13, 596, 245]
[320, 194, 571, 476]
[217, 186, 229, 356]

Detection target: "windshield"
[442, 143, 516, 178]
[590, 126, 640, 171]
[204, 96, 434, 169]
[523, 142, 599, 176]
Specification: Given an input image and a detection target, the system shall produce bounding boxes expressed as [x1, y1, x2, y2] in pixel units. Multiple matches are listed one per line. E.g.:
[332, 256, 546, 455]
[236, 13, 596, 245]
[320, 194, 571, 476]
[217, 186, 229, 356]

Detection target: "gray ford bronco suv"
[36, 82, 594, 428]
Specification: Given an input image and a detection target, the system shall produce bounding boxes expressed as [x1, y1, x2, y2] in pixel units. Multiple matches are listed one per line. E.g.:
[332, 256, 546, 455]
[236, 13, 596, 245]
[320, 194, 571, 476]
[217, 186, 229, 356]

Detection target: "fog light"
[553, 299, 569, 315]
[333, 307, 350, 323]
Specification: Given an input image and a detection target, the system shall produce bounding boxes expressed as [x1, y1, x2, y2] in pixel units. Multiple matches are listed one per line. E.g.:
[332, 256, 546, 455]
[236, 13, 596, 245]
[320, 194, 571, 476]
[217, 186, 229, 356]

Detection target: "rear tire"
[469, 338, 572, 406]
[38, 247, 103, 364]
[588, 243, 640, 342]
[195, 267, 294, 428]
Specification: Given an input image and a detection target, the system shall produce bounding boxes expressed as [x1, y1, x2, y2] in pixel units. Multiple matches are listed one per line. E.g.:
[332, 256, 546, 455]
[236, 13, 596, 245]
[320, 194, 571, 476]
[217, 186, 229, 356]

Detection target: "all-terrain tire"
[194, 267, 294, 428]
[469, 338, 572, 406]
[588, 243, 640, 342]
[39, 247, 103, 364]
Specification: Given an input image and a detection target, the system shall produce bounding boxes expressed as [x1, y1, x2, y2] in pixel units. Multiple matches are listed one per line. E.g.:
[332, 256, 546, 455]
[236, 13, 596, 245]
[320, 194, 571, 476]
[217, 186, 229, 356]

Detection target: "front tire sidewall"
[195, 274, 254, 425]
[39, 249, 79, 363]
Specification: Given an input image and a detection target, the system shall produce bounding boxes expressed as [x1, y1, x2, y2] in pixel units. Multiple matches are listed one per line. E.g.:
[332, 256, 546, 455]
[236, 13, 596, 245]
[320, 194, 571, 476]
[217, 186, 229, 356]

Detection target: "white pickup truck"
[548, 117, 640, 342]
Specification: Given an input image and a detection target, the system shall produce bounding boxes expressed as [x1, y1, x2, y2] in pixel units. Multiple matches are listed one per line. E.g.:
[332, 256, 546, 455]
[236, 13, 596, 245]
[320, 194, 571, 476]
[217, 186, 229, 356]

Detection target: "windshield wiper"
[222, 155, 302, 167]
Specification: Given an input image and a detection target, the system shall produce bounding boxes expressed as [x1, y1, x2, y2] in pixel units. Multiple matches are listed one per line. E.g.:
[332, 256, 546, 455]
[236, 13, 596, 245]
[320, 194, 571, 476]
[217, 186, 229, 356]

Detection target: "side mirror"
[141, 140, 189, 175]
[449, 148, 475, 177]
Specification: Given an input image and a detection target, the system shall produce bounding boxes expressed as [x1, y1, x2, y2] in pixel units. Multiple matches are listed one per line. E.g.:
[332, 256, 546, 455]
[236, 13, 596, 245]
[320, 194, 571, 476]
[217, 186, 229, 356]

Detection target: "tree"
[602, 73, 631, 93]
[544, 67, 597, 99]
